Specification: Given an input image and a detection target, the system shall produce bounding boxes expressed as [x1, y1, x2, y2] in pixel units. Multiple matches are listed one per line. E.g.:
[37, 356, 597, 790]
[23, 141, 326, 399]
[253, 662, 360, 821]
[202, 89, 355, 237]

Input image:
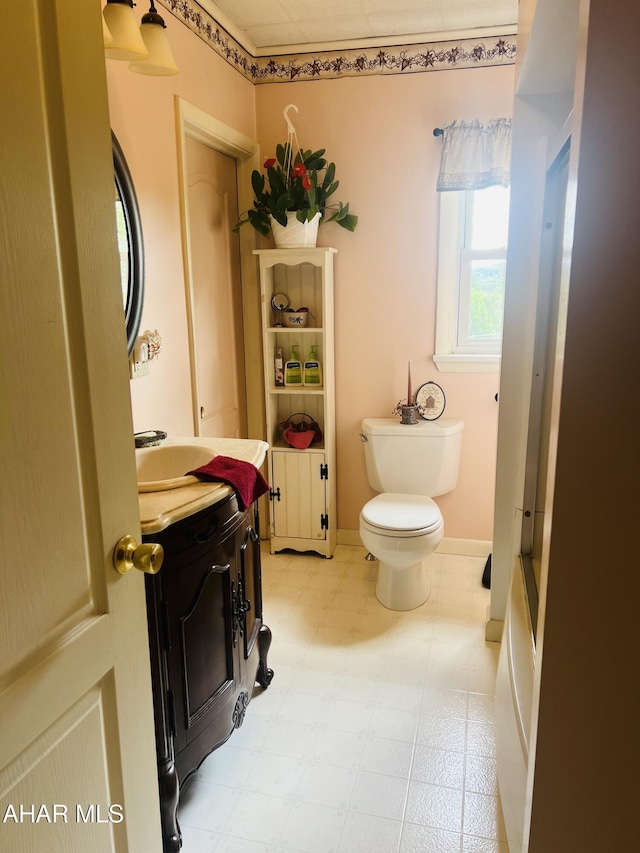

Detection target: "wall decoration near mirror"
[113, 131, 144, 356]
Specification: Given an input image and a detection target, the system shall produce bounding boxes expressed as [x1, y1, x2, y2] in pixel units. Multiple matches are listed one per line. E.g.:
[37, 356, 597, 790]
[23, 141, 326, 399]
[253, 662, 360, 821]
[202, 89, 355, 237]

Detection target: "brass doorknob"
[113, 535, 164, 575]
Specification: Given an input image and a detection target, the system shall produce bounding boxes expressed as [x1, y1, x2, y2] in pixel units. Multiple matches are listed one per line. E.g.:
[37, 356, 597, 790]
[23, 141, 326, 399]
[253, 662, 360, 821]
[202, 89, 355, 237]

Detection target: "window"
[435, 185, 510, 372]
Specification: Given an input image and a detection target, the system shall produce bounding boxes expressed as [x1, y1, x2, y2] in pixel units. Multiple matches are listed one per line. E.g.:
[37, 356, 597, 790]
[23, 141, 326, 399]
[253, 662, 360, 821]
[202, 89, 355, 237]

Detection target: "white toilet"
[359, 417, 464, 611]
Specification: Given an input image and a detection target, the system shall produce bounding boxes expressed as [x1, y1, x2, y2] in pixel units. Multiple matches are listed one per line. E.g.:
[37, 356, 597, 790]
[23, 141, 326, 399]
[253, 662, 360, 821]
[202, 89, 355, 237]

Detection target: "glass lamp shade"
[130, 20, 179, 76]
[103, 17, 114, 49]
[103, 1, 149, 61]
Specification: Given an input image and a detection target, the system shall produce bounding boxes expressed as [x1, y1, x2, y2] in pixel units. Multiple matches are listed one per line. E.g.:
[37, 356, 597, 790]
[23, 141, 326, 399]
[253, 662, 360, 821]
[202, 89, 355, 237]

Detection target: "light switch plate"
[130, 357, 149, 379]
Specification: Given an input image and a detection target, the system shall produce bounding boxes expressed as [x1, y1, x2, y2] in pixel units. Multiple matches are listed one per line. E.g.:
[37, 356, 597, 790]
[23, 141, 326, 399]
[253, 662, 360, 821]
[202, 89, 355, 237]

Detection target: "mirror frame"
[112, 131, 145, 356]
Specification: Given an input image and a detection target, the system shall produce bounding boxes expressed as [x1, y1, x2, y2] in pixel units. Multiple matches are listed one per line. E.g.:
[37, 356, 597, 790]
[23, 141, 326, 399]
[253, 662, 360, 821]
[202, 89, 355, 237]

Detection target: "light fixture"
[129, 2, 179, 76]
[103, 16, 114, 49]
[103, 0, 149, 62]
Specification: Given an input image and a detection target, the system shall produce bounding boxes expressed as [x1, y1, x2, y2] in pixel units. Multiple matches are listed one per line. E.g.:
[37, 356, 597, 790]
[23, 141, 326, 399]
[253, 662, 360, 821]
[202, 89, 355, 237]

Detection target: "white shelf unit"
[255, 248, 337, 558]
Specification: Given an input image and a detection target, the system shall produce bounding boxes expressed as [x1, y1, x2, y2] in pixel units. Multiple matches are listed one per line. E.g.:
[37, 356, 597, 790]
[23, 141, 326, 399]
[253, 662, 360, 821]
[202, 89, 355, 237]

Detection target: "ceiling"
[197, 0, 518, 55]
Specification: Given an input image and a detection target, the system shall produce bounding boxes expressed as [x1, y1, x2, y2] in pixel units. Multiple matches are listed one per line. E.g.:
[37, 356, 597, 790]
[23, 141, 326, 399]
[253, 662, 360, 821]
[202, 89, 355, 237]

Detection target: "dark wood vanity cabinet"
[143, 494, 273, 852]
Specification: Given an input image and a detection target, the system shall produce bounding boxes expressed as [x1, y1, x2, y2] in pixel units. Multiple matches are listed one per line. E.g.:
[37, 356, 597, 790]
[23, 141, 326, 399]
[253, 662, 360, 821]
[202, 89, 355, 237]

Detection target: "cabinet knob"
[113, 535, 164, 575]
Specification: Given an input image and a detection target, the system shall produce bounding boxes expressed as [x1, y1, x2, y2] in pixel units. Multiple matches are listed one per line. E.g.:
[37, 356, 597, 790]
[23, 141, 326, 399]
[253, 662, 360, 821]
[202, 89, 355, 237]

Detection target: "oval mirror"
[113, 131, 144, 356]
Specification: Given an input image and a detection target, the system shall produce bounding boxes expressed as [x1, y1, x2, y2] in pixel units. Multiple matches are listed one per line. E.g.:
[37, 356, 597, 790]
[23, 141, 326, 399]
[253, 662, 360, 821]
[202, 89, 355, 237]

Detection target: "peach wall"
[255, 67, 515, 540]
[106, 1, 514, 541]
[105, 10, 256, 437]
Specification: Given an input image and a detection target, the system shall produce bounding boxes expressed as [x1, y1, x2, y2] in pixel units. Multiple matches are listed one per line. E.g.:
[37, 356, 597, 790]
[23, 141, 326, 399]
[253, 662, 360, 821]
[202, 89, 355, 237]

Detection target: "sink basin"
[136, 437, 270, 493]
[136, 443, 217, 492]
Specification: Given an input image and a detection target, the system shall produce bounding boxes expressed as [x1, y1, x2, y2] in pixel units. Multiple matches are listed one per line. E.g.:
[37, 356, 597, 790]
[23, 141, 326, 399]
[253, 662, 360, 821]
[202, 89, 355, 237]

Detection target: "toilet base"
[375, 558, 431, 611]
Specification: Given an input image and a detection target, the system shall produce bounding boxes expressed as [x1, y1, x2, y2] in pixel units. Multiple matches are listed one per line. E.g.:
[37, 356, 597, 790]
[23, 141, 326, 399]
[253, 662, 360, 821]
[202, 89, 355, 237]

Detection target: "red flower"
[302, 175, 313, 191]
[291, 162, 307, 177]
[263, 158, 276, 168]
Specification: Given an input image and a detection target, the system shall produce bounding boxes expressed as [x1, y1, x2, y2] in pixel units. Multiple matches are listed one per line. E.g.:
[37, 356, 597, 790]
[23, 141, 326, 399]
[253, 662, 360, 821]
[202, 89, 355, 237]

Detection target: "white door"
[0, 2, 162, 851]
[185, 136, 247, 438]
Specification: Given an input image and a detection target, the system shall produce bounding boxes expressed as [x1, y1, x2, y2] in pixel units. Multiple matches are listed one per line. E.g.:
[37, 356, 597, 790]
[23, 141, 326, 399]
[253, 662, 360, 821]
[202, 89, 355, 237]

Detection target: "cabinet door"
[163, 548, 237, 762]
[271, 450, 327, 541]
[237, 508, 263, 663]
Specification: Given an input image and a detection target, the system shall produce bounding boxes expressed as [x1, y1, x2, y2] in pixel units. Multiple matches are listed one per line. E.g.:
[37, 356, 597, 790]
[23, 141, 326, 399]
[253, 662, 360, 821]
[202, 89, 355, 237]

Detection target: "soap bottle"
[284, 345, 302, 386]
[303, 344, 322, 387]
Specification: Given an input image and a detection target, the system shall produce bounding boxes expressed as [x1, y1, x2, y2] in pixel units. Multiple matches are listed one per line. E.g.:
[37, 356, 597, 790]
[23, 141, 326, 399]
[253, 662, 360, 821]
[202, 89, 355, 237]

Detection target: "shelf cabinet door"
[271, 450, 327, 542]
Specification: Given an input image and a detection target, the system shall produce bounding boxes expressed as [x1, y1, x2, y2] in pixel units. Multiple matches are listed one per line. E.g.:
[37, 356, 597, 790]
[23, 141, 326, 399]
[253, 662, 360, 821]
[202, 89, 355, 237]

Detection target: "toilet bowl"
[359, 417, 463, 612]
[359, 493, 444, 610]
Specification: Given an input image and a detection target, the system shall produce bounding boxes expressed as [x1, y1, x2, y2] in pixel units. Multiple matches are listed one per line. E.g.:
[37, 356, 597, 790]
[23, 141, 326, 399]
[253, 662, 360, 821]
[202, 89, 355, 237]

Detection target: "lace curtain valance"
[436, 118, 512, 191]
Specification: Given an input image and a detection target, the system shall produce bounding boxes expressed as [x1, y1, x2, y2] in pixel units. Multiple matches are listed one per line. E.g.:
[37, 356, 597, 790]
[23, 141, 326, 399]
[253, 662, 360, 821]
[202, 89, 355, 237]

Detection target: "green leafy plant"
[233, 142, 358, 236]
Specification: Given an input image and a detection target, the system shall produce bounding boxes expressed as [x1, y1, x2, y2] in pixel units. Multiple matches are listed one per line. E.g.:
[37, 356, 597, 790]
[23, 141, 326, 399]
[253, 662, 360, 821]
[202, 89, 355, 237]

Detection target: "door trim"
[175, 98, 264, 440]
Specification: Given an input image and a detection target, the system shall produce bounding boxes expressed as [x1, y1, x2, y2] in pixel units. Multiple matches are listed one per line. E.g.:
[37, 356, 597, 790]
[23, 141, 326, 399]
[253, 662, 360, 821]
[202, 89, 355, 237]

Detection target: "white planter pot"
[269, 211, 321, 248]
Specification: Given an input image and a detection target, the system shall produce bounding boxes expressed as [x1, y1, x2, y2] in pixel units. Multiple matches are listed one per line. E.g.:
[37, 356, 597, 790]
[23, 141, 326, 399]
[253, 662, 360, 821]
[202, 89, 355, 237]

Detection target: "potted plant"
[233, 140, 358, 247]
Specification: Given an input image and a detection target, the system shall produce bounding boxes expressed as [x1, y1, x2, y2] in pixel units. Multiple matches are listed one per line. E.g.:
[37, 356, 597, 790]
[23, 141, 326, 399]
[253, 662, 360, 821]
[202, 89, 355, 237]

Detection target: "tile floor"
[178, 544, 508, 853]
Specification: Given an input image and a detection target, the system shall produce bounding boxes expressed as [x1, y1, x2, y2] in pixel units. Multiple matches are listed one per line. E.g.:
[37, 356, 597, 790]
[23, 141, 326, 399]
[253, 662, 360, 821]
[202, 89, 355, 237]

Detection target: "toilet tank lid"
[362, 418, 463, 436]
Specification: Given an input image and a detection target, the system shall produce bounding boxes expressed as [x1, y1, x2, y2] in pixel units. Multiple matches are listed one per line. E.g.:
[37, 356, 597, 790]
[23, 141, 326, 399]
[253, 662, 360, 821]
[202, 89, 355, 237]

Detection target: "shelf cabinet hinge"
[269, 487, 281, 502]
[320, 513, 329, 530]
[320, 463, 328, 480]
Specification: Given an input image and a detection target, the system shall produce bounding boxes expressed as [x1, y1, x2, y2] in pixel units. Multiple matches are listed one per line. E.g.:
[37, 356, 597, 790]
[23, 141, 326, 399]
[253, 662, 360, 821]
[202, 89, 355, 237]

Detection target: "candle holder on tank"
[400, 404, 419, 424]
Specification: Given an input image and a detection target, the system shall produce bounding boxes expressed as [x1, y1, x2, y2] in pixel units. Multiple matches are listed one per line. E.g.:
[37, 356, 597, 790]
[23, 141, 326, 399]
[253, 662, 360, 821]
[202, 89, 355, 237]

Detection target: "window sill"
[434, 353, 501, 373]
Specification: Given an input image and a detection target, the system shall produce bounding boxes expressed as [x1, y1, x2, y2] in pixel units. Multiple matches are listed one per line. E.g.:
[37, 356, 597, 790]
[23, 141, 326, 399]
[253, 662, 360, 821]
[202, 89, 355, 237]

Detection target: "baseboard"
[437, 537, 492, 557]
[337, 529, 492, 558]
[485, 616, 504, 642]
[337, 529, 364, 547]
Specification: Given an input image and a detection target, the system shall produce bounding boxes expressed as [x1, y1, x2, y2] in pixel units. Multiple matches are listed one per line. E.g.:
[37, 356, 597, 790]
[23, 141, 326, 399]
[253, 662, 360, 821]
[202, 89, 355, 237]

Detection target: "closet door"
[184, 138, 247, 439]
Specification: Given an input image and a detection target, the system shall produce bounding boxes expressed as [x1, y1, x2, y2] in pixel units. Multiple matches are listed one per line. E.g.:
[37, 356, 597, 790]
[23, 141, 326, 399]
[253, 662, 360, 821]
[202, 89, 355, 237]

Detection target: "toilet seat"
[360, 493, 442, 538]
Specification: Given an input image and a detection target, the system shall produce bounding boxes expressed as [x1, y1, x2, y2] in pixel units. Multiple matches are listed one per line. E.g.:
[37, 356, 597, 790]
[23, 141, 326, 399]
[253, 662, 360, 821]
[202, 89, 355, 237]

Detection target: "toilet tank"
[362, 418, 463, 497]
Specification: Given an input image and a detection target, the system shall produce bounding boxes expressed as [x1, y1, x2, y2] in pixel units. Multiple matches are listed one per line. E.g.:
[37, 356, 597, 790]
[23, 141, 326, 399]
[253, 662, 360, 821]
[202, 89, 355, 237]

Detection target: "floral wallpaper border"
[158, 0, 516, 84]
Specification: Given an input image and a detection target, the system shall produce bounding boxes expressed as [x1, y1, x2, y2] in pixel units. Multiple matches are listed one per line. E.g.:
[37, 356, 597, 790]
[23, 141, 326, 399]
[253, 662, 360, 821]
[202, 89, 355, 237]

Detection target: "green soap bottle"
[303, 344, 322, 387]
[284, 345, 302, 386]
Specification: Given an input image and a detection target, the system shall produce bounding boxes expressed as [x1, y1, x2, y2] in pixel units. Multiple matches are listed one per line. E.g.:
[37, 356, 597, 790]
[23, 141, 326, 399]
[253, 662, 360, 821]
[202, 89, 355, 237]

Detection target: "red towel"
[187, 455, 269, 511]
